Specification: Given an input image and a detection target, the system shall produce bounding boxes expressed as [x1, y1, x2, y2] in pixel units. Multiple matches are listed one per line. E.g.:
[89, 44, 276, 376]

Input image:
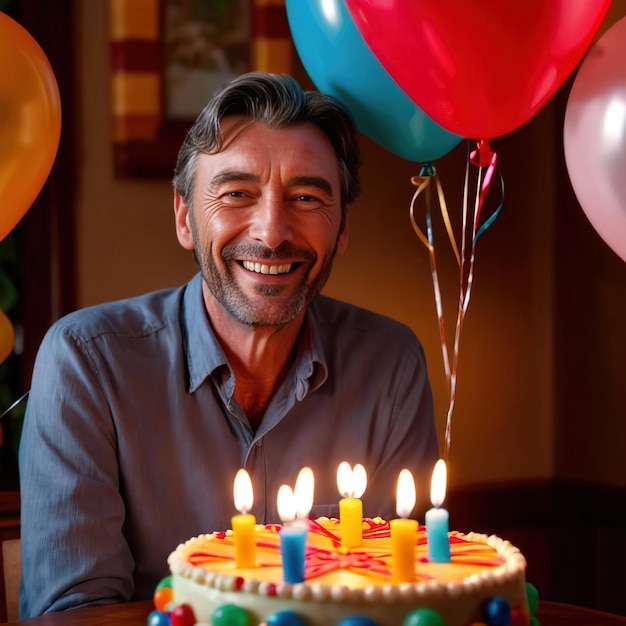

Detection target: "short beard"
[191, 229, 338, 329]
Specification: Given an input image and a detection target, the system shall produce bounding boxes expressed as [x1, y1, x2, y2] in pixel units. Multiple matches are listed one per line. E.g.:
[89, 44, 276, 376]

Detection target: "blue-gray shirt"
[18, 273, 438, 617]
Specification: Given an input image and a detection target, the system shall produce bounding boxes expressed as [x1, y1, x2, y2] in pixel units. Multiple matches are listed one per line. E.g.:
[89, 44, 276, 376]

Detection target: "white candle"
[336, 462, 367, 549]
[425, 459, 451, 562]
[391, 468, 418, 583]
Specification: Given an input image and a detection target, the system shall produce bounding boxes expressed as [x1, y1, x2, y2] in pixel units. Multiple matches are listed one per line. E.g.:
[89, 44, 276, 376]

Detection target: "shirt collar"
[182, 273, 229, 392]
[294, 302, 328, 398]
[181, 274, 328, 396]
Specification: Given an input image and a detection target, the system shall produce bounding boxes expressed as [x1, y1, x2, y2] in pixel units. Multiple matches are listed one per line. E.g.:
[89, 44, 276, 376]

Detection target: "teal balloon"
[286, 0, 462, 163]
[403, 608, 445, 626]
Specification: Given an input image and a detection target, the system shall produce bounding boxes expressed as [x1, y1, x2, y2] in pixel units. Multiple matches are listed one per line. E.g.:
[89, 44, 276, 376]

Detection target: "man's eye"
[219, 190, 251, 203]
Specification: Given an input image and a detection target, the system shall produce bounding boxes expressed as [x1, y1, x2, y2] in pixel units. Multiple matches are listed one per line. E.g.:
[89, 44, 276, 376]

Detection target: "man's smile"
[240, 261, 294, 275]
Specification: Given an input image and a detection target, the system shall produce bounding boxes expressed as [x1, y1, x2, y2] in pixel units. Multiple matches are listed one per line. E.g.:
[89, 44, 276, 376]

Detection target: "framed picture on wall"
[109, 0, 292, 178]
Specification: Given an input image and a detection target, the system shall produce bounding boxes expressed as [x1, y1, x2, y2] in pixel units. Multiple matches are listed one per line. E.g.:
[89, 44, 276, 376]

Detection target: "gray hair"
[172, 72, 362, 220]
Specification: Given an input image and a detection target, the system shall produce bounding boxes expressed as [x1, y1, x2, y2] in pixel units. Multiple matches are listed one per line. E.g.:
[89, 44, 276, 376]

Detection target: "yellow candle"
[232, 468, 256, 568]
[391, 517, 418, 582]
[391, 468, 418, 583]
[339, 496, 363, 548]
[337, 462, 367, 549]
[231, 512, 256, 568]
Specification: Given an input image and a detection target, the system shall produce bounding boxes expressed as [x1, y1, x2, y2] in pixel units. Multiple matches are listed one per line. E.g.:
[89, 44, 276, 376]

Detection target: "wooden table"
[5, 600, 626, 625]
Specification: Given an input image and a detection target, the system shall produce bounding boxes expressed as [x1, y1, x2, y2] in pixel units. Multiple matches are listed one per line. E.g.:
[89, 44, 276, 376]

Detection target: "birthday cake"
[150, 517, 539, 626]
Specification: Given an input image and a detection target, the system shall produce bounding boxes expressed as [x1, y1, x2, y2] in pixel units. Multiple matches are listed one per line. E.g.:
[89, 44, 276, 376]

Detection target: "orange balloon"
[0, 308, 15, 363]
[0, 12, 61, 241]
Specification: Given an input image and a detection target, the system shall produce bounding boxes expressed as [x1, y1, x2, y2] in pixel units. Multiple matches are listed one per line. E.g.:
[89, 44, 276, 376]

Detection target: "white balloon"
[564, 17, 626, 263]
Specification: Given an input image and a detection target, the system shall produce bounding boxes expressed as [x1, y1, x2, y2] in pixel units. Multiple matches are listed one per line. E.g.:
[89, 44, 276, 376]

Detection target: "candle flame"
[277, 484, 297, 523]
[294, 466, 315, 519]
[336, 461, 367, 498]
[430, 459, 447, 508]
[395, 468, 416, 518]
[233, 468, 254, 514]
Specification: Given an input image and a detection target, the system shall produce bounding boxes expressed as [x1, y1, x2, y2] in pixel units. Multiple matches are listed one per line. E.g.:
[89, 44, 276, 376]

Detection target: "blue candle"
[426, 459, 451, 563]
[277, 471, 314, 584]
[279, 521, 308, 583]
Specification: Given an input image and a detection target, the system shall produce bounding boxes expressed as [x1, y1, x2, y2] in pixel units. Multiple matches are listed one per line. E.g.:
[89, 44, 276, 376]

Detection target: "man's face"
[175, 118, 348, 328]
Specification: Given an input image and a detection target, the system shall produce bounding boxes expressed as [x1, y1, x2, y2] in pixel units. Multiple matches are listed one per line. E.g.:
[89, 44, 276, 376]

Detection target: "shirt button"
[255, 440, 262, 447]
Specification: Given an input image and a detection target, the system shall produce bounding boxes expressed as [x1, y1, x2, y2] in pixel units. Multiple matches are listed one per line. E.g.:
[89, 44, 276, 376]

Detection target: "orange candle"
[232, 468, 256, 568]
[336, 462, 367, 549]
[391, 468, 418, 583]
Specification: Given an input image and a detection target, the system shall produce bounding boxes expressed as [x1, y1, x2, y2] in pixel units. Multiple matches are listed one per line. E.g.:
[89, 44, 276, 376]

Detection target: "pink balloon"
[564, 17, 626, 264]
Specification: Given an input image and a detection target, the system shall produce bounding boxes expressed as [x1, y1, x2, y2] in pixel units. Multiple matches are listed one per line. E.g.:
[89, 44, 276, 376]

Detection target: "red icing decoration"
[184, 519, 507, 585]
[265, 583, 277, 596]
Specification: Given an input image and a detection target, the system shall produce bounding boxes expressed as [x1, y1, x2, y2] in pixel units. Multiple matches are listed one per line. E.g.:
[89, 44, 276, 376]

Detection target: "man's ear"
[174, 191, 194, 251]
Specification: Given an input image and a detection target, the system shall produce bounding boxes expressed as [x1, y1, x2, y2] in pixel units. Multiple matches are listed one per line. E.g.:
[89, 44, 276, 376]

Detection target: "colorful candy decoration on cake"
[147, 563, 541, 625]
[147, 576, 196, 626]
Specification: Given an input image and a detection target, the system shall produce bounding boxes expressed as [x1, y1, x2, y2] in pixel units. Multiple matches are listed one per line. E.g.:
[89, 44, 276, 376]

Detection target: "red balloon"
[345, 0, 611, 139]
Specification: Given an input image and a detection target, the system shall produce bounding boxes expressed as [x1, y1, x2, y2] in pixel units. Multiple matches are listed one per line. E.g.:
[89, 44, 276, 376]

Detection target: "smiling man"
[18, 73, 438, 617]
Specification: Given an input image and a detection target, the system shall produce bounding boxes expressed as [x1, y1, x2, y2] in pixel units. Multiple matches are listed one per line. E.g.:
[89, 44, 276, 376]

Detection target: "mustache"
[222, 242, 316, 263]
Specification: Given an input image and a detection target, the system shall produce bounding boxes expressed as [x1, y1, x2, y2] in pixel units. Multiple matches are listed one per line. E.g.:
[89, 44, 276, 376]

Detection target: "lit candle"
[336, 462, 367, 549]
[277, 467, 314, 583]
[232, 468, 256, 568]
[390, 468, 418, 583]
[294, 466, 315, 519]
[425, 459, 451, 562]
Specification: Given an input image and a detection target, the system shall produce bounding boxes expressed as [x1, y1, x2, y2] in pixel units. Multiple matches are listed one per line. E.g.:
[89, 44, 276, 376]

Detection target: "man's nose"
[248, 195, 294, 249]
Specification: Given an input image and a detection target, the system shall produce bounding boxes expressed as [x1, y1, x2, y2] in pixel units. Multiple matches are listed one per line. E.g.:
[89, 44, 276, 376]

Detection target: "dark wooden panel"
[449, 479, 626, 615]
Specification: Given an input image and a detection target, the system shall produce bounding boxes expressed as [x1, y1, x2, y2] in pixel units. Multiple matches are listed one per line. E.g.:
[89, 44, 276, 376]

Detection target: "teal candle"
[426, 459, 451, 562]
[425, 505, 450, 562]
[279, 521, 308, 583]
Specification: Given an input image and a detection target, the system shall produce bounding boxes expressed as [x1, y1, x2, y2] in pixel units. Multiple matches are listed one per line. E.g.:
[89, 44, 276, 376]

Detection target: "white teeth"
[242, 261, 292, 275]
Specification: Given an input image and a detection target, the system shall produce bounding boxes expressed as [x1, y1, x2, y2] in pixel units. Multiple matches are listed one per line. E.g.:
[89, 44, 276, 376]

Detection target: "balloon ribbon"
[409, 140, 504, 460]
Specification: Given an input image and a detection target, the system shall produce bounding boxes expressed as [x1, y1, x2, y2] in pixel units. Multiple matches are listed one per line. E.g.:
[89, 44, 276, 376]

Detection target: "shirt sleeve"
[18, 322, 135, 617]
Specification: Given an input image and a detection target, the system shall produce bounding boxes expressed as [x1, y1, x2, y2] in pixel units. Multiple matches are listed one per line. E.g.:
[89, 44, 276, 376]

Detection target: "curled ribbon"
[410, 140, 504, 460]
